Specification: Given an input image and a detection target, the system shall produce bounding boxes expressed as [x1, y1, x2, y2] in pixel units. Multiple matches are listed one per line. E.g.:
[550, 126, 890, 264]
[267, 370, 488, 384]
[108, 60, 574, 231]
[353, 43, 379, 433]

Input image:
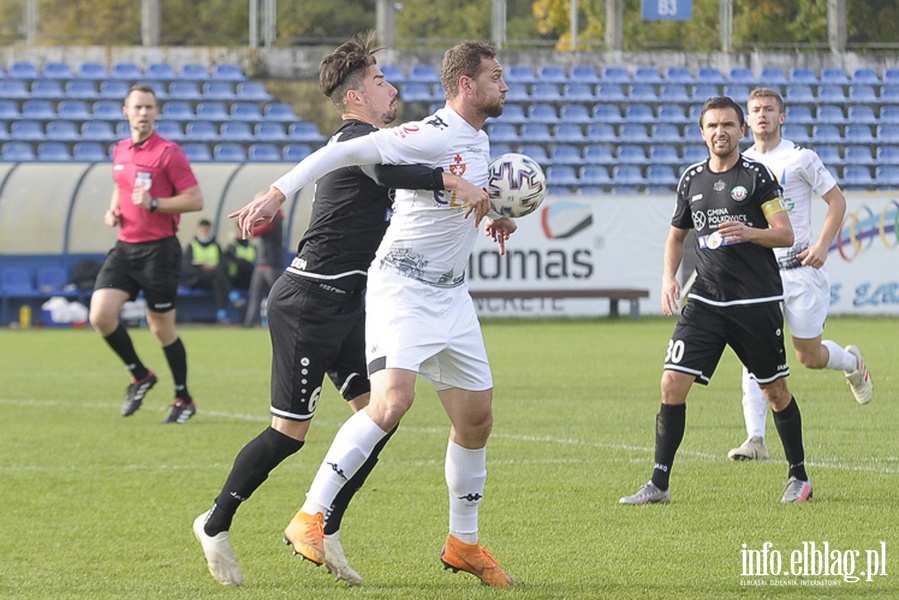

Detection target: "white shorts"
[365, 270, 492, 391]
[781, 265, 831, 340]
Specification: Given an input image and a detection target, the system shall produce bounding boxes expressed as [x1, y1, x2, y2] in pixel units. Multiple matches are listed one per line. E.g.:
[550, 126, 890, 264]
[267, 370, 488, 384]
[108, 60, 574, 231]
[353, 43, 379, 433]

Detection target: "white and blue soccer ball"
[487, 152, 547, 218]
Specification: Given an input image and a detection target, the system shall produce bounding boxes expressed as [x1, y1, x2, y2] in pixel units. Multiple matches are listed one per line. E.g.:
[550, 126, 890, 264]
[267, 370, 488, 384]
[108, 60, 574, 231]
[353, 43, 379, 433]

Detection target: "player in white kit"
[231, 41, 518, 586]
[727, 88, 874, 461]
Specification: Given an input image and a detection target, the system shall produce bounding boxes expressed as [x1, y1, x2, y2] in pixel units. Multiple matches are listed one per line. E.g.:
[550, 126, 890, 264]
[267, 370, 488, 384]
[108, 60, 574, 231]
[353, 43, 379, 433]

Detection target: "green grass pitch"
[1, 316, 896, 599]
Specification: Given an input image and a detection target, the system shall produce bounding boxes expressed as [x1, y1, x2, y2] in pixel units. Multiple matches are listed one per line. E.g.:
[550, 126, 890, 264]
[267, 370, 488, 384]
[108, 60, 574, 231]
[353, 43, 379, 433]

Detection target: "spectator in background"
[242, 199, 284, 327]
[225, 221, 257, 293]
[89, 83, 203, 424]
[182, 219, 231, 324]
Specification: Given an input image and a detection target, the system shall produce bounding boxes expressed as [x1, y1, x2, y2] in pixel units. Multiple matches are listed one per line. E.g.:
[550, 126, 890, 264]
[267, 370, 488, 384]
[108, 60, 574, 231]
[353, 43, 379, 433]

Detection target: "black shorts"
[663, 300, 790, 385]
[94, 236, 181, 312]
[267, 272, 370, 421]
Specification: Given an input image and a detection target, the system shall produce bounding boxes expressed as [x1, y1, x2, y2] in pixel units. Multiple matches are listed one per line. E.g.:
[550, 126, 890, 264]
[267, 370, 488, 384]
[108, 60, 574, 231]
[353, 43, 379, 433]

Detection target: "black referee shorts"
[94, 236, 181, 312]
[267, 272, 371, 422]
[663, 299, 790, 385]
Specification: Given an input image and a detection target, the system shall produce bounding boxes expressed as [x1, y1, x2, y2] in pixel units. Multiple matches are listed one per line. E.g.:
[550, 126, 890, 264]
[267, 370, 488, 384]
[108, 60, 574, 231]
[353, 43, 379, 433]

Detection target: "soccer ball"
[487, 152, 547, 218]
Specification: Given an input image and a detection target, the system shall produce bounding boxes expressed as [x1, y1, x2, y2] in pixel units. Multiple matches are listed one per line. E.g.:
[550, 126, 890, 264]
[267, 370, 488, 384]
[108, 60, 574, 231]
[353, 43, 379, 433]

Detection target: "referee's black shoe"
[121, 371, 157, 416]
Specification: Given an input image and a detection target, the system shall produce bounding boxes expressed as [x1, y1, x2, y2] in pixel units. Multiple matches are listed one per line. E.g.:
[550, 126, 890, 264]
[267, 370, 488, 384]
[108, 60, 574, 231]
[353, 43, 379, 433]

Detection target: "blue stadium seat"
[727, 67, 755, 85]
[665, 66, 694, 84]
[504, 83, 529, 103]
[77, 62, 107, 80]
[759, 67, 788, 86]
[875, 165, 899, 187]
[876, 145, 899, 164]
[650, 124, 682, 143]
[203, 82, 236, 101]
[789, 67, 817, 84]
[248, 143, 281, 161]
[212, 63, 246, 82]
[489, 144, 512, 160]
[881, 86, 899, 105]
[657, 104, 689, 124]
[409, 64, 439, 83]
[11, 120, 46, 142]
[92, 100, 123, 121]
[30, 80, 65, 100]
[820, 68, 849, 85]
[815, 145, 842, 167]
[146, 63, 177, 81]
[845, 124, 874, 144]
[526, 104, 558, 124]
[184, 121, 219, 142]
[601, 66, 630, 83]
[876, 124, 899, 144]
[610, 185, 640, 195]
[633, 66, 662, 84]
[235, 82, 273, 102]
[213, 142, 246, 161]
[817, 85, 847, 103]
[111, 62, 143, 80]
[263, 103, 297, 122]
[195, 102, 228, 121]
[519, 123, 553, 143]
[843, 145, 875, 166]
[36, 267, 69, 292]
[851, 68, 880, 84]
[624, 104, 655, 123]
[848, 105, 878, 125]
[595, 84, 626, 103]
[548, 144, 581, 166]
[538, 65, 568, 84]
[2, 142, 36, 161]
[885, 68, 899, 85]
[646, 165, 677, 186]
[620, 124, 650, 143]
[530, 83, 562, 102]
[37, 142, 71, 161]
[180, 63, 210, 81]
[487, 123, 519, 143]
[99, 80, 130, 100]
[161, 101, 194, 121]
[505, 64, 535, 84]
[781, 125, 810, 144]
[254, 122, 287, 141]
[579, 165, 611, 186]
[0, 80, 30, 99]
[181, 143, 212, 162]
[518, 144, 549, 165]
[785, 84, 814, 103]
[659, 84, 690, 104]
[722, 84, 750, 104]
[562, 83, 594, 102]
[847, 84, 878, 105]
[841, 166, 874, 188]
[401, 83, 435, 103]
[495, 104, 526, 123]
[612, 165, 646, 186]
[570, 65, 600, 84]
[559, 104, 592, 124]
[8, 61, 39, 79]
[167, 81, 202, 100]
[80, 120, 116, 143]
[584, 144, 615, 164]
[42, 61, 73, 80]
[219, 121, 254, 142]
[0, 267, 35, 294]
[287, 122, 325, 142]
[585, 124, 616, 143]
[682, 144, 707, 163]
[46, 120, 81, 142]
[0, 100, 19, 120]
[616, 144, 647, 164]
[379, 65, 406, 85]
[785, 105, 814, 124]
[230, 102, 264, 122]
[816, 105, 845, 124]
[148, 121, 180, 142]
[649, 144, 681, 165]
[283, 143, 313, 162]
[880, 106, 899, 124]
[690, 84, 719, 101]
[627, 84, 657, 102]
[696, 67, 725, 84]
[553, 123, 585, 144]
[593, 104, 624, 125]
[22, 100, 56, 121]
[65, 80, 99, 100]
[545, 165, 579, 187]
[72, 141, 108, 161]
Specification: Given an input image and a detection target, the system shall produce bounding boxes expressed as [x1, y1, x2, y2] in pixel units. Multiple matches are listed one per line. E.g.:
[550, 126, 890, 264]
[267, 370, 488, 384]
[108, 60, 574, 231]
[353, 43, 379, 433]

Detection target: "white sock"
[822, 340, 858, 372]
[741, 367, 768, 438]
[302, 410, 387, 514]
[445, 440, 486, 545]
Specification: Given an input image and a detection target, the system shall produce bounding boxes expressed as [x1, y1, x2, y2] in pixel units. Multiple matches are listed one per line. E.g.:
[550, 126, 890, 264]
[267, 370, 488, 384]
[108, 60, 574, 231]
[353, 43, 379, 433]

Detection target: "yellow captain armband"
[761, 196, 787, 218]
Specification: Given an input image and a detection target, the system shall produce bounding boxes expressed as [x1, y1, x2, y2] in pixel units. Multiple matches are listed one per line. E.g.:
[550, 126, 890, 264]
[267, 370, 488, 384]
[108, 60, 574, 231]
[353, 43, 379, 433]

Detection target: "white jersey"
[743, 138, 838, 263]
[370, 106, 489, 287]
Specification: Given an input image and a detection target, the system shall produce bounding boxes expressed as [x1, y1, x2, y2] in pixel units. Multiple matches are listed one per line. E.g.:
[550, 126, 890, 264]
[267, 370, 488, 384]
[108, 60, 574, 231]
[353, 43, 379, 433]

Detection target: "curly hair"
[319, 30, 381, 112]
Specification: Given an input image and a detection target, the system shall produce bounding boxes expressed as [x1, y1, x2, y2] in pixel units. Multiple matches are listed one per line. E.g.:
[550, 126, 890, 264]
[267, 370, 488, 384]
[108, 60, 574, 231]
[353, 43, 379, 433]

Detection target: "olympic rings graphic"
[833, 201, 899, 262]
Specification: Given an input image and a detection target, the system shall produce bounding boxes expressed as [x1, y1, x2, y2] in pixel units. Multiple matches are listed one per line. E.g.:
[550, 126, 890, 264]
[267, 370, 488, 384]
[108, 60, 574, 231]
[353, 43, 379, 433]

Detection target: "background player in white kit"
[232, 41, 518, 586]
[728, 88, 874, 461]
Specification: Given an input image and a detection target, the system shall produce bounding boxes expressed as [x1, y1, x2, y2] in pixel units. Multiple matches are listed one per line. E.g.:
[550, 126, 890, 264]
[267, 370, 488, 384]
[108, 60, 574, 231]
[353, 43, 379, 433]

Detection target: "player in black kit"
[619, 96, 814, 506]
[192, 32, 487, 587]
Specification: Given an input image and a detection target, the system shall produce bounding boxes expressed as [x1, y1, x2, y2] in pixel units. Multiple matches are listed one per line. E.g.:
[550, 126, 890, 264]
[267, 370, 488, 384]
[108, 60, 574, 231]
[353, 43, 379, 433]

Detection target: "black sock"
[204, 427, 304, 536]
[103, 324, 148, 380]
[162, 337, 189, 400]
[773, 397, 808, 481]
[324, 424, 397, 535]
[651, 403, 686, 491]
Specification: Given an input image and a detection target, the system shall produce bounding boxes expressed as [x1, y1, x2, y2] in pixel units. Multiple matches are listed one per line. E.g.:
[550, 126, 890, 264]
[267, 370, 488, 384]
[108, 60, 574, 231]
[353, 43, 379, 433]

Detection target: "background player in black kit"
[193, 32, 487, 587]
[619, 96, 814, 506]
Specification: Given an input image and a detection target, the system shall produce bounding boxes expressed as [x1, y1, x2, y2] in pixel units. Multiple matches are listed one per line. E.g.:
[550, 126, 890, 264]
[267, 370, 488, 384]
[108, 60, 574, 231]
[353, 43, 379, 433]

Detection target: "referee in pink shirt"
[89, 83, 204, 424]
